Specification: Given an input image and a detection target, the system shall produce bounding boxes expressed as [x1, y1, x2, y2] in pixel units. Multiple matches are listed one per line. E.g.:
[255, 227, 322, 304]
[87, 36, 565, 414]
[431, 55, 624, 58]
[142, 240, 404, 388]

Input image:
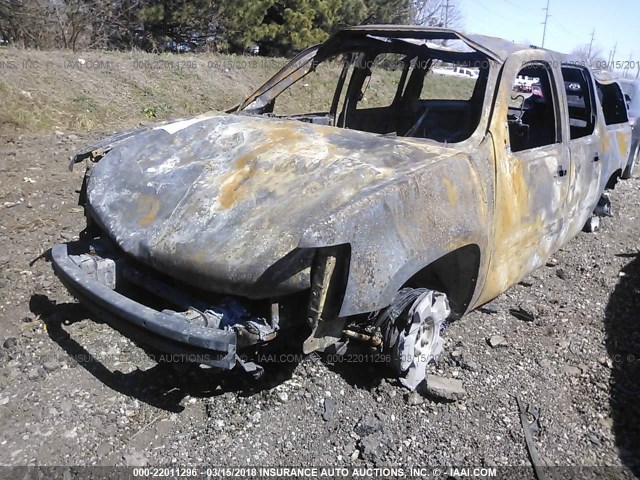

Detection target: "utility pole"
[623, 52, 633, 76]
[541, 0, 550, 48]
[441, 0, 451, 28]
[445, 0, 450, 28]
[608, 42, 617, 71]
[588, 28, 595, 59]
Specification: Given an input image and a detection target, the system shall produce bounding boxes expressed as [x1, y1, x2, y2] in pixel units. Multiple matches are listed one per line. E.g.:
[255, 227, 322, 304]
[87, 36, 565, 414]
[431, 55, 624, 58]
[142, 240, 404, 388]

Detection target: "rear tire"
[622, 142, 639, 179]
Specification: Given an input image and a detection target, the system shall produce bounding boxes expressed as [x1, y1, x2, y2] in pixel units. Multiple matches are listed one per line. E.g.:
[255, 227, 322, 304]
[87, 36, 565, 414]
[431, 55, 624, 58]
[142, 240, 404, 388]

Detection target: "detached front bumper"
[50, 243, 238, 369]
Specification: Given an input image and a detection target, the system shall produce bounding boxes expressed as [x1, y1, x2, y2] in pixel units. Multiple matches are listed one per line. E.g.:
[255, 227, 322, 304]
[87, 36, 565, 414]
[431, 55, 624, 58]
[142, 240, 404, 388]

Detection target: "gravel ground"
[0, 132, 639, 478]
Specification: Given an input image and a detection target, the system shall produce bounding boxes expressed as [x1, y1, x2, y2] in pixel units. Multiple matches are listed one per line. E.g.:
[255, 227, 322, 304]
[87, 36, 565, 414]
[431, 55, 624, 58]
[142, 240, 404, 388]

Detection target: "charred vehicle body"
[51, 26, 631, 389]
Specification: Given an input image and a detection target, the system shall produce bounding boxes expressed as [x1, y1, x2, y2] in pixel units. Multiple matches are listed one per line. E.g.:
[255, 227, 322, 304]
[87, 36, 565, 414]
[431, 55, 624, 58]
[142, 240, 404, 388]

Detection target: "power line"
[501, 0, 528, 14]
[548, 18, 583, 42]
[473, 1, 523, 25]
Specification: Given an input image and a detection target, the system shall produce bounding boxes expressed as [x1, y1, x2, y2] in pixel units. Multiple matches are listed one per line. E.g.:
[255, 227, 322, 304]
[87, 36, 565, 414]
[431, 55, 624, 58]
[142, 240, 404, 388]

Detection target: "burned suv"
[51, 26, 630, 389]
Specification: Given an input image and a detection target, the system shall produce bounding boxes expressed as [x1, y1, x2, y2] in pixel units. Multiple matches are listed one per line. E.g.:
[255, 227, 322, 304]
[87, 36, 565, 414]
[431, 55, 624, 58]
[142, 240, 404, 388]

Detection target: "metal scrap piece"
[515, 394, 547, 480]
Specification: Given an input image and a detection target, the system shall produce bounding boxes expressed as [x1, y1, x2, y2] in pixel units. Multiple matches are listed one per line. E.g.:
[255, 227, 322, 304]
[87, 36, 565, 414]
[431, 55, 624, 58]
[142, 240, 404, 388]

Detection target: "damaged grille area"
[51, 237, 287, 371]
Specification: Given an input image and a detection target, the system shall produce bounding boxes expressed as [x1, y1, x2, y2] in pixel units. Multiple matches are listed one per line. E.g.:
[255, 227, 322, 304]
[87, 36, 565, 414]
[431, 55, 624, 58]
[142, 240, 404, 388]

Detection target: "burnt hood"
[85, 112, 455, 298]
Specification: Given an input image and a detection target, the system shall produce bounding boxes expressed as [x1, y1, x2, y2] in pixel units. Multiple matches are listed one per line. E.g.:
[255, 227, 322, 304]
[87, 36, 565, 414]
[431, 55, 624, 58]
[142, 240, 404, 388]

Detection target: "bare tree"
[571, 44, 607, 68]
[412, 0, 462, 28]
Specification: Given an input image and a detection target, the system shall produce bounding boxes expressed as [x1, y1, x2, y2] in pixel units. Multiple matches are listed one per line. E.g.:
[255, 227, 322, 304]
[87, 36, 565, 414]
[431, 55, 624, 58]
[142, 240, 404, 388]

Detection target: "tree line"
[0, 0, 461, 55]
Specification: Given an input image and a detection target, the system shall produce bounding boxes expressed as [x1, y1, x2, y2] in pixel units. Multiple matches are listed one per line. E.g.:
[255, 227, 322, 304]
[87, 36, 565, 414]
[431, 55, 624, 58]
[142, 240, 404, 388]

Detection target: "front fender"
[300, 150, 492, 317]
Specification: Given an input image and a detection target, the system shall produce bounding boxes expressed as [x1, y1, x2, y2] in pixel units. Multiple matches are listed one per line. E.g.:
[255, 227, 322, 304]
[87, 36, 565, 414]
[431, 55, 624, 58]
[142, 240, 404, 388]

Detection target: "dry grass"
[0, 48, 286, 134]
[0, 48, 475, 135]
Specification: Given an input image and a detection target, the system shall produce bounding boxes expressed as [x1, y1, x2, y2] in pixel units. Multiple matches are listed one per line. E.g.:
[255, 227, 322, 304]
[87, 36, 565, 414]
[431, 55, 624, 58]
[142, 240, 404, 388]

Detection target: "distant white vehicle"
[432, 65, 479, 78]
[514, 75, 539, 92]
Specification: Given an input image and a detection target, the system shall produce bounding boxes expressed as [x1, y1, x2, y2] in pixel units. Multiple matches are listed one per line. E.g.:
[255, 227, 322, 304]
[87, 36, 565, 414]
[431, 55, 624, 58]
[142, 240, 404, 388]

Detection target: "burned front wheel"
[375, 288, 450, 390]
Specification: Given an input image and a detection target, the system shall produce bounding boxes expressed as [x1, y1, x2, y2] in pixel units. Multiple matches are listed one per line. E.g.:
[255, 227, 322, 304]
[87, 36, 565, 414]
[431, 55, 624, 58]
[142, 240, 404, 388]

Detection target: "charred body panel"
[53, 25, 623, 368]
[84, 113, 489, 317]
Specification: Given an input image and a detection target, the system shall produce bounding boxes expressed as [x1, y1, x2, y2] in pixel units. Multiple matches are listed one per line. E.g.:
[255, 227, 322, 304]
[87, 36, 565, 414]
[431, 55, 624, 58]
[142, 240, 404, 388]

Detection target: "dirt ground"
[0, 130, 639, 478]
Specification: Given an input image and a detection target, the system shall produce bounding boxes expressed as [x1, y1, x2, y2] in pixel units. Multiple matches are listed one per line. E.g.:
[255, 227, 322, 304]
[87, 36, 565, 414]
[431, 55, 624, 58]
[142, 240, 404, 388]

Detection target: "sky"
[456, 0, 639, 74]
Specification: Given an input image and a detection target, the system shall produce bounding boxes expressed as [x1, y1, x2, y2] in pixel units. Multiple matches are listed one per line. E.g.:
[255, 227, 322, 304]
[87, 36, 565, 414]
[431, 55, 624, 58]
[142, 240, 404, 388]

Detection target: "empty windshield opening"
[240, 36, 490, 144]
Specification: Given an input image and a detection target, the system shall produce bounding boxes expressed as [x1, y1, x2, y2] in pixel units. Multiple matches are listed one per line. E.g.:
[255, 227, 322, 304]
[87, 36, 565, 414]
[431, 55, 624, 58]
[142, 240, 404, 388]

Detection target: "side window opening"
[597, 81, 629, 126]
[399, 60, 482, 142]
[561, 66, 596, 140]
[354, 53, 410, 110]
[508, 63, 559, 152]
[337, 52, 413, 135]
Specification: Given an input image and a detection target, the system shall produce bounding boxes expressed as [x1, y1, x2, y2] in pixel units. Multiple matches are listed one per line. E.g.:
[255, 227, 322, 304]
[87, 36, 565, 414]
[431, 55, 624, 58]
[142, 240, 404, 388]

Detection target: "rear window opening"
[597, 81, 629, 126]
[561, 66, 596, 140]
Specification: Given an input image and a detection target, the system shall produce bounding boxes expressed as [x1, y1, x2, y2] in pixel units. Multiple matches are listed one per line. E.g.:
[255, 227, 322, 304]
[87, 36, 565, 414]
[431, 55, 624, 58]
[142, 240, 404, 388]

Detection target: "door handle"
[593, 153, 600, 162]
[557, 165, 567, 178]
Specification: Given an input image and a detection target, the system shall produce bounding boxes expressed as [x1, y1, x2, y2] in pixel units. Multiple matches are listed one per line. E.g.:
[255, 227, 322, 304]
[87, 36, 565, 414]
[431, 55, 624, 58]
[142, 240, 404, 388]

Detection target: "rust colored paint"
[442, 178, 458, 207]
[218, 125, 310, 209]
[617, 130, 630, 161]
[136, 195, 161, 227]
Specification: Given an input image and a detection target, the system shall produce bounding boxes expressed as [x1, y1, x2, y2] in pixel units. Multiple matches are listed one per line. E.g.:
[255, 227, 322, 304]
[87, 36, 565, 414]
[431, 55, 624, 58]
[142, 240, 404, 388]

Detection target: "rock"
[405, 391, 424, 406]
[276, 391, 289, 403]
[588, 435, 601, 446]
[450, 350, 463, 364]
[354, 413, 382, 437]
[249, 411, 261, 423]
[561, 365, 581, 376]
[556, 269, 568, 280]
[212, 419, 224, 431]
[463, 359, 480, 372]
[2, 337, 17, 349]
[0, 396, 9, 406]
[27, 368, 41, 381]
[538, 359, 552, 369]
[479, 305, 498, 314]
[123, 451, 148, 466]
[43, 360, 60, 373]
[96, 442, 112, 458]
[487, 335, 507, 348]
[358, 432, 389, 463]
[322, 397, 336, 422]
[424, 375, 466, 402]
[598, 356, 613, 368]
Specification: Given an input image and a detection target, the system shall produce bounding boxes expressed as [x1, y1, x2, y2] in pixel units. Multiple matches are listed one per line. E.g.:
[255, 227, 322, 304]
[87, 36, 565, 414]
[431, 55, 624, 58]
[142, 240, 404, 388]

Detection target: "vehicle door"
[480, 52, 571, 301]
[558, 65, 602, 241]
[594, 79, 632, 187]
